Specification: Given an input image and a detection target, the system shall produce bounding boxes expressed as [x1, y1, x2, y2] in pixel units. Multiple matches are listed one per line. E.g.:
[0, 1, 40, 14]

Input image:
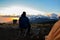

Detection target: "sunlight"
[0, 6, 45, 16]
[11, 17, 19, 20]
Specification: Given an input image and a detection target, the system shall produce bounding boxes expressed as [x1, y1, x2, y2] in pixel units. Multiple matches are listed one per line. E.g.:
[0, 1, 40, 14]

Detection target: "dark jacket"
[19, 16, 30, 28]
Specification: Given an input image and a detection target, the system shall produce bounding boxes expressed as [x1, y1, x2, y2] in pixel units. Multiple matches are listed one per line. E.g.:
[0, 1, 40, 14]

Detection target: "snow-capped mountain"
[28, 14, 59, 24]
[50, 13, 59, 19]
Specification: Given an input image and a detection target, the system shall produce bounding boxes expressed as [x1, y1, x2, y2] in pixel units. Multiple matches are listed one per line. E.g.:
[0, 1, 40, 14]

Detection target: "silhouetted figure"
[19, 11, 31, 37]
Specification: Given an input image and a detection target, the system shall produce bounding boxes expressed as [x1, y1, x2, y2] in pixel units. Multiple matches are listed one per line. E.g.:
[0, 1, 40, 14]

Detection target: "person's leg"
[26, 27, 31, 36]
[23, 28, 28, 37]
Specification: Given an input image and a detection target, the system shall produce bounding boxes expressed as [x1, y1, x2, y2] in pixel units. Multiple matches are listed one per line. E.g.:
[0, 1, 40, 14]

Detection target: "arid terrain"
[0, 22, 55, 40]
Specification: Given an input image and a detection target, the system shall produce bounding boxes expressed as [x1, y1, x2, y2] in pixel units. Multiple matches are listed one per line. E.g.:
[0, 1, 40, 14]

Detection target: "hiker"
[19, 11, 31, 36]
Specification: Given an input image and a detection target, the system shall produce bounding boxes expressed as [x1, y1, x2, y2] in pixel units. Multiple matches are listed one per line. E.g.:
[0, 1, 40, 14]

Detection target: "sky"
[0, 0, 60, 15]
[0, 0, 60, 23]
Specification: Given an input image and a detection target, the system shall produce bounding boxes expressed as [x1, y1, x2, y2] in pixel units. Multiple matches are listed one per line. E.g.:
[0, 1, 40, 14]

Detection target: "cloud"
[0, 6, 45, 16]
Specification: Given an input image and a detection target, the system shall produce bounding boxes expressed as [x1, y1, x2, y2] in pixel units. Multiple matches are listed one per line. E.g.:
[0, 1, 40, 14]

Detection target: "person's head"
[21, 11, 26, 17]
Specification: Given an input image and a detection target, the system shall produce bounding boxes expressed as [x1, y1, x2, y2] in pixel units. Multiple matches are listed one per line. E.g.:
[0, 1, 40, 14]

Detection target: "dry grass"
[0, 23, 54, 40]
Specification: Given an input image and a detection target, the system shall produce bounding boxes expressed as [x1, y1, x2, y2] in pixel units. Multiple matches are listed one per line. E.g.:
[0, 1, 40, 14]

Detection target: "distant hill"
[29, 15, 59, 24]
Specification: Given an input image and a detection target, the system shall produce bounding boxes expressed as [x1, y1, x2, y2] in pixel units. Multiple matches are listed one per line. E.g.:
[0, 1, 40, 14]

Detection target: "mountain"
[50, 13, 59, 20]
[29, 14, 59, 24]
[0, 13, 59, 23]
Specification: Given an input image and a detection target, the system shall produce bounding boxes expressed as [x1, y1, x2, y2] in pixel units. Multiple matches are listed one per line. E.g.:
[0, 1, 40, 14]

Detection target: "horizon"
[0, 14, 60, 23]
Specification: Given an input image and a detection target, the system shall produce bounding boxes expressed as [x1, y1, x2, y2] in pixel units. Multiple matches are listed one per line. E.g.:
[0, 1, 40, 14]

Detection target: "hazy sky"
[0, 0, 60, 15]
[0, 0, 60, 23]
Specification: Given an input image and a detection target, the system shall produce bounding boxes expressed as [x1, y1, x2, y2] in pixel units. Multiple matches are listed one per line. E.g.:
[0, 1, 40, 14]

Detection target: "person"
[19, 11, 31, 37]
[45, 20, 60, 40]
